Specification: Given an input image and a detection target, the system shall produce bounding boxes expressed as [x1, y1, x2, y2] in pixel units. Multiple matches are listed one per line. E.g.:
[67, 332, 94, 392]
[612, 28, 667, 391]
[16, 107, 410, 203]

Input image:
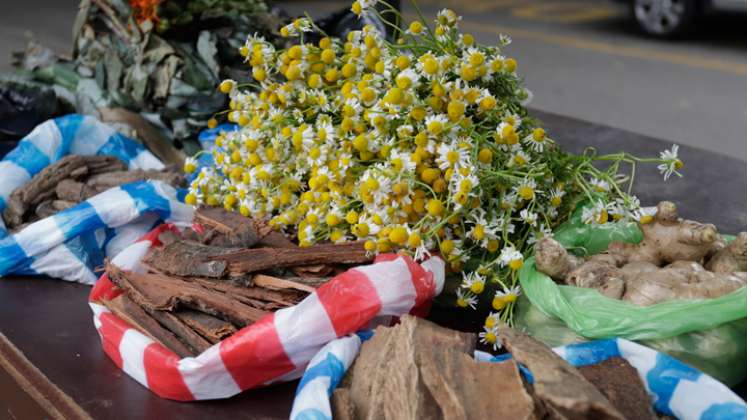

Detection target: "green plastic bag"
[517, 208, 747, 386]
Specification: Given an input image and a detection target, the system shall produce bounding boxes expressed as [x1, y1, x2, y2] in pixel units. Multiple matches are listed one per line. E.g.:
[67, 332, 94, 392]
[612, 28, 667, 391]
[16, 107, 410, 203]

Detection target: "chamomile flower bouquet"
[184, 0, 682, 348]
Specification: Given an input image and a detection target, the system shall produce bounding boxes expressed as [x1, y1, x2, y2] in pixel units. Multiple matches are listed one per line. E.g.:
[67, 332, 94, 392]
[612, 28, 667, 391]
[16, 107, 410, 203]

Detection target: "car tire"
[631, 0, 698, 38]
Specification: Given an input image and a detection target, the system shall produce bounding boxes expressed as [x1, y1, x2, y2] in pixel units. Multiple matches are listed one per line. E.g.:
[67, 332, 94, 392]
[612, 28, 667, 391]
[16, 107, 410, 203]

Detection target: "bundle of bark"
[98, 206, 373, 357]
[334, 316, 658, 420]
[1, 155, 185, 232]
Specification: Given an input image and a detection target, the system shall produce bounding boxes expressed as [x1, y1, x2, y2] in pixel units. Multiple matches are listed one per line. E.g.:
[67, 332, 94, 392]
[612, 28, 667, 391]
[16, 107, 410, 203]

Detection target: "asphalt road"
[2, 0, 747, 161]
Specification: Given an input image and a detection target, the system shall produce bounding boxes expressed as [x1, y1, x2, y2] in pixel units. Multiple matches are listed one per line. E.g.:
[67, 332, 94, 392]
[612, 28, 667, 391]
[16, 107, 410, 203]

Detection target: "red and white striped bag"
[88, 224, 445, 401]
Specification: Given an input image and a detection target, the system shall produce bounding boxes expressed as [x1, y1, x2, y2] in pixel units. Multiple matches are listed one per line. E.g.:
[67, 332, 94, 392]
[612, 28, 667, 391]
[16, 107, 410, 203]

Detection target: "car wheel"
[631, 0, 698, 37]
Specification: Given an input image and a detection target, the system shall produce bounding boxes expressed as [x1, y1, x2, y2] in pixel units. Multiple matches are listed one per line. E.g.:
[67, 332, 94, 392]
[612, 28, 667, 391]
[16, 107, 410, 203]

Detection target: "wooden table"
[1, 111, 746, 418]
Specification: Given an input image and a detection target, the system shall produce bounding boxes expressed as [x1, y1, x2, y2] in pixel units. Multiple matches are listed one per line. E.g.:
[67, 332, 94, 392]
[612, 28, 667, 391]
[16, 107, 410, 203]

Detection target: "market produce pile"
[11, 0, 282, 152]
[100, 206, 371, 357]
[535, 201, 747, 306]
[186, 0, 682, 341]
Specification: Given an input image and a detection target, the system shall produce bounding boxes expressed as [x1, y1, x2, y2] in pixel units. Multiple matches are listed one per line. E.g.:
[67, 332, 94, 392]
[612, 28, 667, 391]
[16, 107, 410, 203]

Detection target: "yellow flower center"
[597, 210, 609, 224]
[518, 185, 534, 200]
[470, 281, 484, 294]
[427, 120, 444, 135]
[423, 58, 439, 74]
[492, 296, 507, 310]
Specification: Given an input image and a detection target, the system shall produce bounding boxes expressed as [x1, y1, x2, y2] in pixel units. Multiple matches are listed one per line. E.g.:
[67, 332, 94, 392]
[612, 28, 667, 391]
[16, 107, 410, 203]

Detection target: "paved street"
[2, 0, 747, 161]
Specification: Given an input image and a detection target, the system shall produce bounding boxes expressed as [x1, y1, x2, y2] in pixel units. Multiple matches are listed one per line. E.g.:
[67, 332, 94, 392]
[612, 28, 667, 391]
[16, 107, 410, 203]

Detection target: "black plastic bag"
[0, 81, 61, 141]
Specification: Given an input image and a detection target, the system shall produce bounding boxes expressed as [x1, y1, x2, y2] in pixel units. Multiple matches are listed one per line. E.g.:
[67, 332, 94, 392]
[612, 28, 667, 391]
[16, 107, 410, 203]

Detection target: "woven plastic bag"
[516, 207, 747, 386]
[89, 225, 445, 401]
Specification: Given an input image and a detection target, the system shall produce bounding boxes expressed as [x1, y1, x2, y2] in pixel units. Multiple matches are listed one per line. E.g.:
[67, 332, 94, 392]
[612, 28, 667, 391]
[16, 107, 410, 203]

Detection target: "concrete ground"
[2, 0, 747, 161]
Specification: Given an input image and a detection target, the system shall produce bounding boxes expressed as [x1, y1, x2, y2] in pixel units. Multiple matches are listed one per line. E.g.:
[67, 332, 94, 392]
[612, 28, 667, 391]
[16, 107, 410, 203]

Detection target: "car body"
[624, 0, 747, 37]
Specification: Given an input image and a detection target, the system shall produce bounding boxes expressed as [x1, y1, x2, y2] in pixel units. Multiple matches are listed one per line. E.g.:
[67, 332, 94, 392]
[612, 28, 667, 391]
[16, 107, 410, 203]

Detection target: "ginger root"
[623, 261, 747, 306]
[534, 202, 747, 306]
[607, 201, 718, 266]
[706, 232, 747, 273]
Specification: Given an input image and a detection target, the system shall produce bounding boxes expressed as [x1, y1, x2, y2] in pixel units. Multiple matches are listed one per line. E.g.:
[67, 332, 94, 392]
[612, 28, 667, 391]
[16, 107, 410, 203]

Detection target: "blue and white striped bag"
[292, 334, 747, 420]
[0, 115, 193, 284]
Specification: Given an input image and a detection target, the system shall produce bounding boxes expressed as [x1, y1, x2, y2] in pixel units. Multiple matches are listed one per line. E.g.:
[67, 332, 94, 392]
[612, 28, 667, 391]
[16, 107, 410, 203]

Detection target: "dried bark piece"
[279, 276, 331, 289]
[55, 179, 98, 202]
[499, 328, 625, 420]
[156, 230, 180, 245]
[339, 315, 540, 420]
[106, 263, 268, 327]
[332, 388, 357, 420]
[578, 357, 657, 420]
[191, 277, 308, 308]
[85, 169, 185, 191]
[257, 230, 296, 248]
[175, 310, 237, 344]
[101, 294, 196, 358]
[35, 201, 58, 220]
[193, 228, 235, 248]
[291, 264, 334, 278]
[148, 310, 212, 355]
[3, 155, 125, 228]
[142, 240, 241, 278]
[215, 242, 372, 275]
[107, 265, 211, 356]
[191, 210, 336, 274]
[252, 274, 317, 294]
[194, 206, 262, 248]
[52, 200, 76, 211]
[100, 294, 158, 341]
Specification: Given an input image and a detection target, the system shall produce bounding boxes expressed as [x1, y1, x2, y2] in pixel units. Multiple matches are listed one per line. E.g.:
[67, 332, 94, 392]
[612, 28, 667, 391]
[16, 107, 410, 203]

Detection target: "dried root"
[534, 237, 584, 281]
[706, 232, 747, 273]
[534, 201, 747, 306]
[623, 261, 747, 306]
[607, 201, 718, 266]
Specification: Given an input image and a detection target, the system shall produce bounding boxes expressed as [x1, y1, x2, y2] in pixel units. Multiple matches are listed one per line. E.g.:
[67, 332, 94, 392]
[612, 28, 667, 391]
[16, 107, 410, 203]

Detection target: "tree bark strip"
[175, 310, 237, 344]
[142, 240, 240, 278]
[215, 242, 371, 275]
[194, 207, 262, 248]
[105, 267, 212, 355]
[106, 263, 268, 327]
[148, 309, 212, 355]
[119, 294, 197, 358]
[499, 328, 625, 420]
[190, 277, 307, 307]
[100, 292, 199, 358]
[252, 274, 317, 294]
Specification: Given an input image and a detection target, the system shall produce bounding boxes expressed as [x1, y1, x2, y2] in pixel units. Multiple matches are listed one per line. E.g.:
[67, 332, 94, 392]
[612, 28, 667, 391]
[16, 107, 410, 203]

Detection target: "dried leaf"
[196, 31, 220, 79]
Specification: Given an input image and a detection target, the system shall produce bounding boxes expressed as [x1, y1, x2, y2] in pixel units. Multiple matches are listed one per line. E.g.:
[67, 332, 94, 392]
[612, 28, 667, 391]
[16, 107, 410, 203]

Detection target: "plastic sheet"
[0, 115, 192, 283]
[88, 226, 445, 401]
[517, 207, 747, 385]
